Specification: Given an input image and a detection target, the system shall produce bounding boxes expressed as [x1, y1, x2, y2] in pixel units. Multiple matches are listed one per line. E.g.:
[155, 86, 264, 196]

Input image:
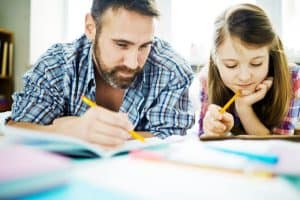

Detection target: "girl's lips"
[237, 83, 253, 89]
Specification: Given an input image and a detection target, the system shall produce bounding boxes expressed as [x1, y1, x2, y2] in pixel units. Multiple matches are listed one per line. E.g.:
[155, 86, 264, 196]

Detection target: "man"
[10, 0, 194, 148]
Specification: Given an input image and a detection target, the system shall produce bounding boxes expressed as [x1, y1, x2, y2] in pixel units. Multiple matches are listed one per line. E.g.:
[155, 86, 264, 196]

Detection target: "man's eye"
[117, 43, 128, 48]
[138, 45, 150, 51]
[142, 44, 151, 49]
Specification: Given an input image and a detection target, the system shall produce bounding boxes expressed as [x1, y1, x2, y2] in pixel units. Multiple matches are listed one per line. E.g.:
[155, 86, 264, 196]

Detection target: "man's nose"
[123, 50, 139, 69]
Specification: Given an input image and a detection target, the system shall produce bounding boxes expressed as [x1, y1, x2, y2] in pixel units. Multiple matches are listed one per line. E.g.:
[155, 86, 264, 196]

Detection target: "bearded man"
[10, 0, 194, 148]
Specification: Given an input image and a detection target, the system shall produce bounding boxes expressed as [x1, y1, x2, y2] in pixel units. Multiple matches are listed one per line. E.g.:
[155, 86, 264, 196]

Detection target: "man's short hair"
[91, 0, 159, 32]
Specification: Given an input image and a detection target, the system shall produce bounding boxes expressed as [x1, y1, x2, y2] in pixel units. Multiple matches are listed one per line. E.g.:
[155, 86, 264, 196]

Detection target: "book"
[0, 40, 2, 72]
[8, 42, 13, 77]
[0, 144, 71, 199]
[2, 125, 184, 158]
[1, 41, 8, 77]
[199, 134, 300, 141]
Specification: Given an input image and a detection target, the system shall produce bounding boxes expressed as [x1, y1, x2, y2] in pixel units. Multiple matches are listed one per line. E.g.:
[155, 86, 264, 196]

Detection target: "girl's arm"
[235, 104, 270, 135]
[235, 77, 273, 135]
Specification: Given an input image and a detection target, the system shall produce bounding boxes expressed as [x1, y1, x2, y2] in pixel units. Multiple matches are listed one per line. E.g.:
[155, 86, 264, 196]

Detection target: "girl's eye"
[251, 63, 263, 67]
[225, 64, 237, 68]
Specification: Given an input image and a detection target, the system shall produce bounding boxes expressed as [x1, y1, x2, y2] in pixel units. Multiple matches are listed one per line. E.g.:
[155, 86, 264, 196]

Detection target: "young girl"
[199, 3, 300, 136]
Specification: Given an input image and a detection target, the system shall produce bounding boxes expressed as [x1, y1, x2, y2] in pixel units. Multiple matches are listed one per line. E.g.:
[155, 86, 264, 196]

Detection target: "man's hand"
[53, 106, 133, 149]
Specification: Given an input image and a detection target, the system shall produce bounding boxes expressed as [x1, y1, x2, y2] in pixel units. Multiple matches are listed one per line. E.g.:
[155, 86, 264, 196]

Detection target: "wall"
[257, 0, 282, 36]
[155, 0, 172, 43]
[0, 0, 31, 92]
[30, 0, 66, 64]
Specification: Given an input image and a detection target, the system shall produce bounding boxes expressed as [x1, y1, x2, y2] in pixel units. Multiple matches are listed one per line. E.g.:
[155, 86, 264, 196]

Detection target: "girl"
[199, 3, 300, 136]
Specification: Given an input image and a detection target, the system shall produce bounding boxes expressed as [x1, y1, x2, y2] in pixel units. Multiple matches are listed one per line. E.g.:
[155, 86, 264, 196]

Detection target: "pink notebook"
[0, 144, 71, 199]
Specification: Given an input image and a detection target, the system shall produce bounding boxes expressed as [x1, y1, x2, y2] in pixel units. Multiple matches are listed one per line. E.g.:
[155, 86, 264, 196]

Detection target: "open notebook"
[2, 125, 184, 158]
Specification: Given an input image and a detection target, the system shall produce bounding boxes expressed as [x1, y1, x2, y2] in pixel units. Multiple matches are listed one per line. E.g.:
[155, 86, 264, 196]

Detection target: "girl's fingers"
[263, 77, 273, 87]
[207, 104, 222, 120]
[207, 117, 226, 133]
[222, 112, 234, 123]
[204, 104, 234, 136]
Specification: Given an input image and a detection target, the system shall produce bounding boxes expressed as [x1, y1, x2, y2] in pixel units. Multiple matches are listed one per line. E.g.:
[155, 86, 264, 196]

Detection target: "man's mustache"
[111, 65, 142, 74]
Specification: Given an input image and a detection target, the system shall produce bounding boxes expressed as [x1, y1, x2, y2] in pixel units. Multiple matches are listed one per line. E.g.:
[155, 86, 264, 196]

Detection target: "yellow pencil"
[81, 95, 145, 142]
[81, 95, 97, 107]
[219, 90, 240, 114]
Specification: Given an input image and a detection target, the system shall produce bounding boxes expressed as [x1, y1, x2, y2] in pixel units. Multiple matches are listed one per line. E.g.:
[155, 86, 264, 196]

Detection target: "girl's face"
[215, 37, 270, 95]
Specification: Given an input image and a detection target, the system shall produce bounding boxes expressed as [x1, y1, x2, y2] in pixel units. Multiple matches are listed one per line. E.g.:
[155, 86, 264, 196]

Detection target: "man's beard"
[93, 40, 142, 89]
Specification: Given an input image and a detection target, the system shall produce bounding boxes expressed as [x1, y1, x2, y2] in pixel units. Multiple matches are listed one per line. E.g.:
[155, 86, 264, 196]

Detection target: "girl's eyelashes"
[250, 62, 263, 67]
[224, 63, 263, 68]
[225, 64, 238, 68]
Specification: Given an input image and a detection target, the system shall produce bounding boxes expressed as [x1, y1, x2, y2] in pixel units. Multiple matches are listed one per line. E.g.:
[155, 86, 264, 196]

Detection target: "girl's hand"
[236, 77, 273, 108]
[203, 104, 234, 136]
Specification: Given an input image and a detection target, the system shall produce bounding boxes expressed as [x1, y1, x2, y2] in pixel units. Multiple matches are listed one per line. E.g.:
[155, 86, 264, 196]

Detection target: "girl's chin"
[240, 89, 253, 96]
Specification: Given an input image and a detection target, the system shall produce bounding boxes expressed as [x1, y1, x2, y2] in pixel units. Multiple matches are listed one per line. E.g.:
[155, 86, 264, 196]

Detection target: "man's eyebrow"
[140, 41, 153, 46]
[112, 39, 134, 45]
[112, 39, 153, 46]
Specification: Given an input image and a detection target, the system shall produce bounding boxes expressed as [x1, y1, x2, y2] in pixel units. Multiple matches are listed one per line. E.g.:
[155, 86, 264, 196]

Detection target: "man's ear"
[85, 13, 96, 41]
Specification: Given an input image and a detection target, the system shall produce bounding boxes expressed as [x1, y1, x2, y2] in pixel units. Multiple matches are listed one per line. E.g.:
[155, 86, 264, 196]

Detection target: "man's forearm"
[7, 116, 81, 138]
[8, 120, 56, 132]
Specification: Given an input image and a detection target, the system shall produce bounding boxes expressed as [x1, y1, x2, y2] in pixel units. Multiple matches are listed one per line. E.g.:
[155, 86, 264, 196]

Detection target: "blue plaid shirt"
[12, 35, 195, 138]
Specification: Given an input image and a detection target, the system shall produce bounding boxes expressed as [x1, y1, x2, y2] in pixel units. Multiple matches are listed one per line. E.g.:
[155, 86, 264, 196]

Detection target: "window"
[30, 0, 92, 64]
[282, 0, 300, 63]
[30, 0, 300, 64]
[168, 0, 300, 66]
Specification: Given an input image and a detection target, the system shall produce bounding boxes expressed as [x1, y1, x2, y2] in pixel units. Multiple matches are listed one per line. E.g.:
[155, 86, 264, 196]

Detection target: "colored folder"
[0, 144, 71, 199]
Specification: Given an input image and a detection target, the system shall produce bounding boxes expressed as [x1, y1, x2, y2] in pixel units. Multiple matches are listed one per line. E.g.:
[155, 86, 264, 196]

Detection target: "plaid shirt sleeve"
[11, 46, 65, 124]
[198, 68, 209, 135]
[128, 38, 195, 139]
[273, 65, 300, 135]
[144, 71, 195, 138]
